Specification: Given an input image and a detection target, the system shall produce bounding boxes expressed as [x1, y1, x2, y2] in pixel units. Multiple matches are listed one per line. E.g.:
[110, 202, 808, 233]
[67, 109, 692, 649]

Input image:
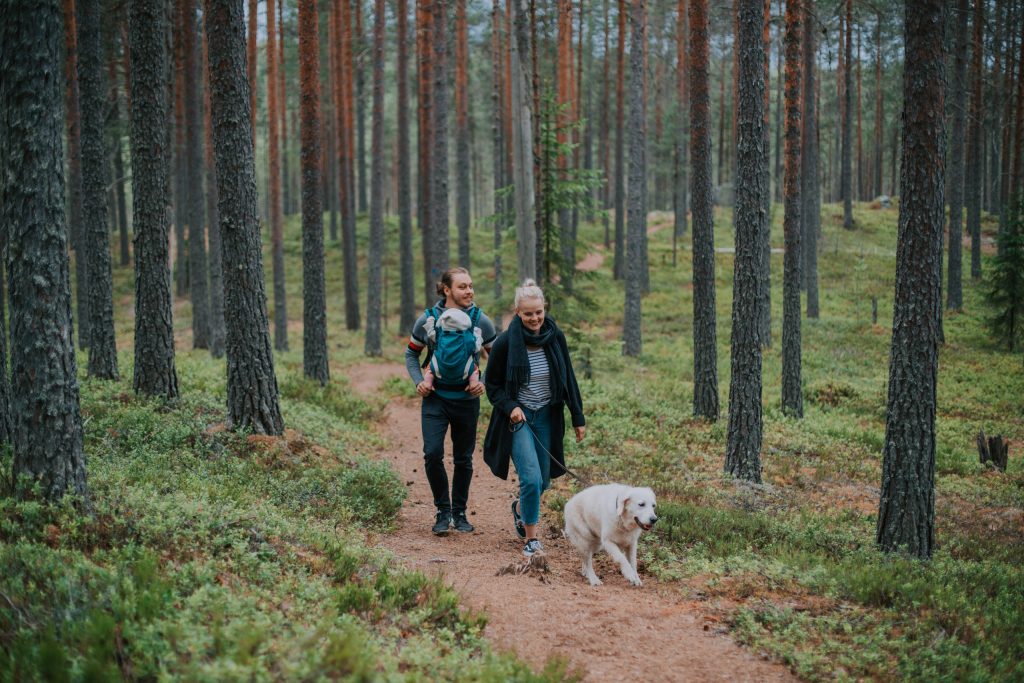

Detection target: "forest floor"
[351, 361, 796, 682]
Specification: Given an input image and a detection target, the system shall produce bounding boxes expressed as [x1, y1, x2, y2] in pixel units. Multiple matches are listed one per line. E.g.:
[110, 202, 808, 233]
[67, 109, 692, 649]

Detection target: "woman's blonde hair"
[514, 279, 545, 310]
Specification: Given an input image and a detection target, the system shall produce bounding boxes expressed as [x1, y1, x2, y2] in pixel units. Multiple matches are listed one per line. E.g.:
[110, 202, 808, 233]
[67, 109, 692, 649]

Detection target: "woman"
[484, 280, 586, 557]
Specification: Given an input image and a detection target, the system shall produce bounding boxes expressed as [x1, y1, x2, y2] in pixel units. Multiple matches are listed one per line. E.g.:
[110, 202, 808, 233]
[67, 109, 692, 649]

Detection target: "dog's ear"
[617, 496, 630, 518]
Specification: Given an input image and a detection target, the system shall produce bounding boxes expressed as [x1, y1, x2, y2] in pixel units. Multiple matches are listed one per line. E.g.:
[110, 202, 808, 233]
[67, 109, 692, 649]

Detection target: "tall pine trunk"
[206, 0, 284, 436]
[511, 0, 537, 282]
[428, 0, 449, 284]
[398, 0, 416, 332]
[365, 0, 385, 356]
[340, 0, 360, 329]
[876, 0, 946, 560]
[247, 0, 257, 149]
[417, 0, 433, 305]
[268, 0, 288, 350]
[841, 0, 854, 229]
[874, 15, 883, 198]
[801, 0, 819, 318]
[491, 0, 505, 306]
[690, 0, 719, 420]
[725, 0, 767, 482]
[1, 0, 88, 500]
[79, 0, 119, 379]
[966, 0, 984, 279]
[781, 0, 802, 417]
[455, 0, 471, 269]
[202, 19, 227, 359]
[623, 0, 647, 358]
[355, 0, 368, 214]
[674, 0, 689, 262]
[184, 0, 211, 349]
[613, 0, 626, 280]
[299, 0, 329, 381]
[63, 0, 89, 351]
[947, 0, 968, 311]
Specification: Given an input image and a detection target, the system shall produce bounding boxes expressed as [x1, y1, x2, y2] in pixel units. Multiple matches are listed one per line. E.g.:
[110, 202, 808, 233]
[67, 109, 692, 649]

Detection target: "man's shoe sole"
[432, 527, 450, 536]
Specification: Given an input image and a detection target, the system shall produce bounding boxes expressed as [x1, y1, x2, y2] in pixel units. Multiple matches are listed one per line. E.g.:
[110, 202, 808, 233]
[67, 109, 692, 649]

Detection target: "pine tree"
[398, 0, 416, 332]
[947, 0, 968, 311]
[365, 0, 385, 356]
[725, 0, 767, 483]
[268, 0, 288, 350]
[78, 0, 119, 379]
[429, 0, 449, 282]
[985, 205, 1024, 351]
[455, 0, 471, 269]
[623, 0, 647, 358]
[876, 0, 946, 560]
[613, 0, 626, 280]
[801, 0, 819, 318]
[966, 0, 984, 279]
[203, 17, 227, 359]
[674, 0, 689, 263]
[690, 0, 719, 420]
[206, 0, 285, 435]
[781, 0, 802, 417]
[841, 0, 853, 229]
[131, 0, 180, 399]
[511, 0, 537, 282]
[184, 0, 211, 349]
[1, 0, 88, 500]
[63, 0, 89, 351]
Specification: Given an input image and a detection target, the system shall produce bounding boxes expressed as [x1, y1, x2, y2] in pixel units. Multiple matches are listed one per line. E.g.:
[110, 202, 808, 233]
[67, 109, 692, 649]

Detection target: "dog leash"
[509, 418, 592, 488]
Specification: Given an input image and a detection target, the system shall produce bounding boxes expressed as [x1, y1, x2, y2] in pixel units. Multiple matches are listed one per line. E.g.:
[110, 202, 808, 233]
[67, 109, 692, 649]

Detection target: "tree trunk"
[491, 0, 505, 307]
[690, 0, 719, 420]
[602, 0, 611, 249]
[340, 0, 360, 329]
[876, 0, 946, 560]
[801, 0, 819, 318]
[206, 0, 284, 436]
[267, 0, 288, 350]
[511, 0, 536, 283]
[202, 21, 226, 359]
[62, 0, 88, 350]
[107, 42, 131, 268]
[856, 27, 863, 200]
[279, 0, 291, 217]
[355, 0, 368, 214]
[247, 0, 257, 149]
[0, 263, 12, 445]
[417, 0, 433, 305]
[842, 0, 854, 229]
[297, 0, 329, 381]
[182, 0, 211, 350]
[966, 0, 983, 279]
[398, 0, 416, 332]
[757, 0, 771, 347]
[452, 0, 471, 270]
[1, 0, 88, 500]
[874, 14, 883, 198]
[557, 0, 574, 291]
[725, 0, 766, 483]
[174, 25, 188, 300]
[79, 0, 119, 379]
[365, 0, 385, 356]
[947, 0, 968, 311]
[674, 0, 689, 255]
[429, 0, 449, 284]
[613, 0, 626, 280]
[781, 0, 802, 417]
[623, 0, 646, 358]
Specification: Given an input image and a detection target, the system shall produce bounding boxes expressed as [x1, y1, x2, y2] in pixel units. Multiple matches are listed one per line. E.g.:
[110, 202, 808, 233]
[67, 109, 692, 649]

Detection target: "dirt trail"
[353, 363, 795, 682]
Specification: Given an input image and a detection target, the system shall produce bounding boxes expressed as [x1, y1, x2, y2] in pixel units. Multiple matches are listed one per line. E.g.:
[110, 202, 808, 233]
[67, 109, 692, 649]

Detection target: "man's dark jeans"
[421, 393, 480, 514]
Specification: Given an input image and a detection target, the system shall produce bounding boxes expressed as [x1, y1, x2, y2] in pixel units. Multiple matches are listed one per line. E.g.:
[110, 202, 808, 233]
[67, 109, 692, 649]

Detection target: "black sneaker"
[511, 499, 526, 539]
[523, 538, 544, 557]
[452, 511, 474, 533]
[432, 510, 452, 536]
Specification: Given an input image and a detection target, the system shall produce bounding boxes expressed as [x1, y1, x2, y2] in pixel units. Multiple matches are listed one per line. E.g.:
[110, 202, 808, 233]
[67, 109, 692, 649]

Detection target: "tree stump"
[977, 428, 1009, 472]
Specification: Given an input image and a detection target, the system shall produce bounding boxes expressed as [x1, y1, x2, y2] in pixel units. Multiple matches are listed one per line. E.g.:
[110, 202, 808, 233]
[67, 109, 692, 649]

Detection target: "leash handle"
[510, 417, 591, 488]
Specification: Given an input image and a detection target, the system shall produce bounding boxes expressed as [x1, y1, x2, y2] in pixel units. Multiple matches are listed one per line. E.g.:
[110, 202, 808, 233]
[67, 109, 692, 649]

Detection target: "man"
[405, 267, 497, 535]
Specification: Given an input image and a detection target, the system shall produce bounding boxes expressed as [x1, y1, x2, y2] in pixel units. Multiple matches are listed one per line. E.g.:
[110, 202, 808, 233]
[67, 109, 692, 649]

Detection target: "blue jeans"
[510, 404, 553, 526]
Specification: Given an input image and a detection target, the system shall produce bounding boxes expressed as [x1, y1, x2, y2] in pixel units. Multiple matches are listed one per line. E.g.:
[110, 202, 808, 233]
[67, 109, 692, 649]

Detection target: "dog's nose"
[649, 515, 658, 525]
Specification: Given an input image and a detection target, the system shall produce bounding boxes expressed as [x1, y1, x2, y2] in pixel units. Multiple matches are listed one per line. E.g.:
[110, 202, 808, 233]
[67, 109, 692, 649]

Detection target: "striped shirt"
[517, 348, 552, 410]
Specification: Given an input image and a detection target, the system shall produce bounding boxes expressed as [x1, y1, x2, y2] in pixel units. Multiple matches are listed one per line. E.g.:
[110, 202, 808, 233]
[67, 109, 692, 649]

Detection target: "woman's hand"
[574, 425, 586, 443]
[510, 407, 525, 424]
[416, 381, 434, 397]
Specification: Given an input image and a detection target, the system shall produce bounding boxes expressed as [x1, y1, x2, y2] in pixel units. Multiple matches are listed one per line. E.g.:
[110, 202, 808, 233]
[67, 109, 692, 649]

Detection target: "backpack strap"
[467, 305, 482, 327]
[421, 307, 438, 369]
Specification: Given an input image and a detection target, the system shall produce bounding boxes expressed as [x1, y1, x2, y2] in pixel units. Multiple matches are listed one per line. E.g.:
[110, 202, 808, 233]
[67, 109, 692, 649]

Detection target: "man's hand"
[574, 425, 586, 443]
[466, 381, 485, 397]
[416, 381, 434, 397]
[510, 407, 525, 424]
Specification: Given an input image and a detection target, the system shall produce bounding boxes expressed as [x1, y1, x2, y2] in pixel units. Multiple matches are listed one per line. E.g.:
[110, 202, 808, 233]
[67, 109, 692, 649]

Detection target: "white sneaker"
[523, 539, 544, 557]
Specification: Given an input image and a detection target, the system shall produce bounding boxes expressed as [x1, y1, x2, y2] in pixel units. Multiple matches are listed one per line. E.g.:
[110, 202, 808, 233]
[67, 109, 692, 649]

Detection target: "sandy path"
[354, 362, 796, 682]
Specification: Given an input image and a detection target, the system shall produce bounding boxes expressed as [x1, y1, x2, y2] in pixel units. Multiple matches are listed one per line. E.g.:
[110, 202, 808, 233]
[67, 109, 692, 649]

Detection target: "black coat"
[482, 326, 586, 480]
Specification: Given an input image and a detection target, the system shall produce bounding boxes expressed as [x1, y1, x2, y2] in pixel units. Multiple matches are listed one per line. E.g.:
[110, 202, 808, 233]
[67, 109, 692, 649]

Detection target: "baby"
[422, 308, 483, 392]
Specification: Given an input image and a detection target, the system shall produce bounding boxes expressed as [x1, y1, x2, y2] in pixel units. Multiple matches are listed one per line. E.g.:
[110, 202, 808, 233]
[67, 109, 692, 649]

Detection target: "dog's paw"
[626, 572, 643, 587]
[586, 574, 603, 586]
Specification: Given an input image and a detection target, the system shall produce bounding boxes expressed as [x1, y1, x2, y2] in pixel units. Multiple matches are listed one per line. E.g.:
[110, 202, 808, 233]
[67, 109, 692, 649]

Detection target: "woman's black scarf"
[506, 315, 568, 404]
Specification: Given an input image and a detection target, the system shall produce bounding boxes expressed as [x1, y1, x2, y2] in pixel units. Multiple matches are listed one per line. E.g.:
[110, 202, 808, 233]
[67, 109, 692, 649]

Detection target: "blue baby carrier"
[423, 305, 481, 390]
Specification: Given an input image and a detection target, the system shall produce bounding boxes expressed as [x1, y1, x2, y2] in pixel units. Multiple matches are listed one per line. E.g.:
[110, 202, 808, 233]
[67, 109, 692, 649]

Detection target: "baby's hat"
[437, 308, 472, 330]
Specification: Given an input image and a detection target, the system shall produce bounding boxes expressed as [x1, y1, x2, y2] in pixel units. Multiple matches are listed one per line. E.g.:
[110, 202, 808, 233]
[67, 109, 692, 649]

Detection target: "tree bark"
[690, 0, 719, 420]
[491, 0, 505, 308]
[613, 0, 626, 280]
[365, 0, 385, 356]
[0, 263, 12, 445]
[455, 0, 471, 269]
[966, 0, 983, 279]
[801, 0, 819, 318]
[398, 0, 416, 332]
[79, 0, 119, 379]
[62, 0, 88, 351]
[267, 0, 288, 350]
[781, 0, 802, 417]
[947, 0, 968, 311]
[511, 0, 536, 283]
[841, 0, 853, 229]
[206, 0, 284, 436]
[874, 14, 883, 198]
[107, 39, 131, 269]
[417, 0, 433, 305]
[623, 0, 647, 358]
[355, 0, 368, 214]
[674, 0, 689, 258]
[340, 0, 360, 329]
[428, 0, 450, 285]
[1, 0, 88, 500]
[202, 20, 226, 359]
[725, 0, 767, 483]
[247, 0, 257, 149]
[876, 0, 946, 560]
[298, 0, 328, 381]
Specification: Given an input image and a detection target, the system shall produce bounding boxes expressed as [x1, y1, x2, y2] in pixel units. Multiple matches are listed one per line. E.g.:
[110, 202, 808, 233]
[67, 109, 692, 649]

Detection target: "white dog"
[562, 484, 658, 587]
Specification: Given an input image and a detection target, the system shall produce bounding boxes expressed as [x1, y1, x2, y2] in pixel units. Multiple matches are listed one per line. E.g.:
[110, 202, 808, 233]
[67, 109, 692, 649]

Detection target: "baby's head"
[437, 308, 472, 332]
